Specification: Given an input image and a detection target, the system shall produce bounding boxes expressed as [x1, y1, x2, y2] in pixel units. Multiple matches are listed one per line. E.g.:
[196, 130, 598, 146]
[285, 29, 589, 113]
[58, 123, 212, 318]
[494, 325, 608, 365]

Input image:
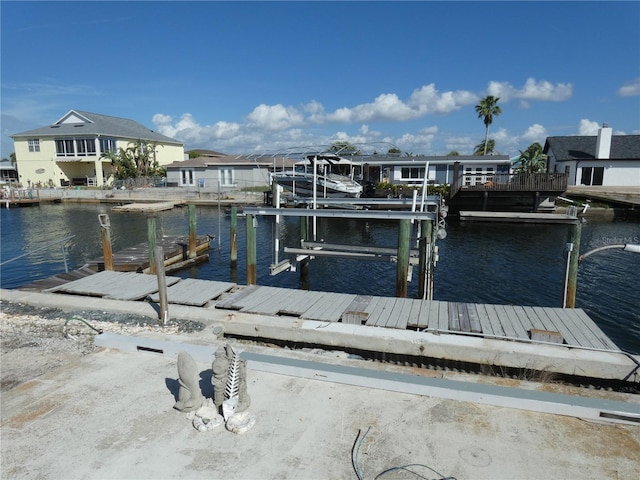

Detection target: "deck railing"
[450, 172, 568, 198]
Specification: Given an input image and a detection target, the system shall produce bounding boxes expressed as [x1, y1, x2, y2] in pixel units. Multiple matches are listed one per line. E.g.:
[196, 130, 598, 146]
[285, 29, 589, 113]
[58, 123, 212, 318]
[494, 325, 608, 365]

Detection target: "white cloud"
[486, 78, 572, 102]
[153, 113, 241, 144]
[520, 124, 548, 144]
[618, 78, 640, 96]
[246, 104, 304, 130]
[578, 119, 600, 135]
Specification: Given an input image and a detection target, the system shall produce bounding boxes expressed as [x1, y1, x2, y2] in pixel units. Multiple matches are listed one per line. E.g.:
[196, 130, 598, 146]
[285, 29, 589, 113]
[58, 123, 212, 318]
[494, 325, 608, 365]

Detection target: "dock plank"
[149, 279, 235, 306]
[491, 305, 519, 339]
[437, 301, 449, 331]
[502, 305, 530, 339]
[571, 309, 620, 350]
[48, 270, 181, 301]
[342, 295, 374, 324]
[301, 293, 356, 322]
[366, 298, 397, 327]
[560, 308, 619, 350]
[406, 300, 423, 329]
[532, 307, 581, 346]
[279, 290, 326, 316]
[475, 303, 497, 336]
[466, 304, 482, 333]
[240, 286, 297, 315]
[214, 285, 260, 310]
[385, 298, 414, 330]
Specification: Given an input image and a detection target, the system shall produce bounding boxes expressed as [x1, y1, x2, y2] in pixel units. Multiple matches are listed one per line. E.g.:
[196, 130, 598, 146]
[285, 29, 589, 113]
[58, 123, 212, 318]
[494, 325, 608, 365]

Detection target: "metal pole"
[188, 204, 197, 259]
[217, 178, 222, 250]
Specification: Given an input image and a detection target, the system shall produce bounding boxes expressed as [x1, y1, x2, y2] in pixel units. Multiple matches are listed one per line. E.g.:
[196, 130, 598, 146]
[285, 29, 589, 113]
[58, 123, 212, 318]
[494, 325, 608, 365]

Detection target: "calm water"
[1, 204, 639, 353]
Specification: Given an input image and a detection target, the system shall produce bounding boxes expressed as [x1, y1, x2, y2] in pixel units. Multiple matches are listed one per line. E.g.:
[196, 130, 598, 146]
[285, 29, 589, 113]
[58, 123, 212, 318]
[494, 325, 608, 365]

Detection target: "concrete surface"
[2, 338, 640, 480]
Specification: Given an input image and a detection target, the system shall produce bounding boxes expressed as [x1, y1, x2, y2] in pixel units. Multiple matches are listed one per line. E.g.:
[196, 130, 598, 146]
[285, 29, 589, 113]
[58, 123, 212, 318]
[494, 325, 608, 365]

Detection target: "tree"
[328, 141, 359, 156]
[101, 140, 164, 180]
[473, 139, 498, 156]
[516, 142, 547, 173]
[446, 151, 460, 156]
[475, 95, 502, 155]
[388, 147, 401, 155]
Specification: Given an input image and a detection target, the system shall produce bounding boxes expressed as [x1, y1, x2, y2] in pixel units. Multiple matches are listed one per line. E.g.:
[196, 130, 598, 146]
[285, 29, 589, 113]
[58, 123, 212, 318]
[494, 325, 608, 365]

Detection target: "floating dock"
[459, 210, 580, 224]
[83, 235, 212, 273]
[16, 270, 639, 383]
[111, 201, 179, 212]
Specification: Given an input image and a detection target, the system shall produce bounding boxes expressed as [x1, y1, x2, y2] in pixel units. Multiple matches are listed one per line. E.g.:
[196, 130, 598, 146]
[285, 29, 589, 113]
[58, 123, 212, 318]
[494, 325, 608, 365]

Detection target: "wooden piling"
[147, 215, 157, 274]
[154, 245, 169, 324]
[230, 205, 238, 267]
[564, 221, 582, 308]
[188, 204, 197, 258]
[246, 214, 257, 285]
[395, 219, 410, 298]
[98, 214, 114, 271]
[418, 219, 433, 300]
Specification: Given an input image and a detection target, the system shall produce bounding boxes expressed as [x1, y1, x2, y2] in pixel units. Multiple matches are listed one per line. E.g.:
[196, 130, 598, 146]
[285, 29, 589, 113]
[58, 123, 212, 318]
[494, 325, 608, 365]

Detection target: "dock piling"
[147, 215, 157, 274]
[154, 246, 169, 324]
[564, 221, 582, 308]
[230, 205, 238, 267]
[188, 204, 197, 259]
[395, 219, 411, 298]
[246, 214, 257, 285]
[98, 214, 114, 271]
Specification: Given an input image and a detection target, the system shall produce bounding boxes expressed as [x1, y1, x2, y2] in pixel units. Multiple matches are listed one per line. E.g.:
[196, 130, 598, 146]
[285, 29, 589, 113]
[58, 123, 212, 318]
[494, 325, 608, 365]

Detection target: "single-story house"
[165, 153, 295, 191]
[354, 154, 512, 187]
[10, 110, 184, 187]
[544, 125, 640, 187]
[0, 162, 19, 185]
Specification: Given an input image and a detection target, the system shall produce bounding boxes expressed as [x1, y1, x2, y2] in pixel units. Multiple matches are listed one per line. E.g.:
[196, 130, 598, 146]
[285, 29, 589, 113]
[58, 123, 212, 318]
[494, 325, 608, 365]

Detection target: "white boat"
[271, 154, 363, 198]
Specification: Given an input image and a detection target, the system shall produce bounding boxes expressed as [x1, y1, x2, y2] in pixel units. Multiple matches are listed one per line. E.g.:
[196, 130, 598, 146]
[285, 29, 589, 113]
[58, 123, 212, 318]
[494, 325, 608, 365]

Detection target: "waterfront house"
[165, 150, 295, 191]
[355, 154, 512, 187]
[544, 125, 640, 187]
[10, 110, 184, 188]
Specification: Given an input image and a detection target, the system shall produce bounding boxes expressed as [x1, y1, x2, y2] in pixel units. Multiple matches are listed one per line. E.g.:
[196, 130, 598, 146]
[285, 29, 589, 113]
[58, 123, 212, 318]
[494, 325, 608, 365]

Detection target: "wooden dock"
[459, 211, 580, 224]
[84, 235, 212, 273]
[33, 270, 620, 352]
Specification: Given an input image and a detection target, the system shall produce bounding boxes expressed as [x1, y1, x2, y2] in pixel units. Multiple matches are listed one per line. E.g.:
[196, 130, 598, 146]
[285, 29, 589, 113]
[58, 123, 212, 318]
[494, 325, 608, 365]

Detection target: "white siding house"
[544, 126, 640, 187]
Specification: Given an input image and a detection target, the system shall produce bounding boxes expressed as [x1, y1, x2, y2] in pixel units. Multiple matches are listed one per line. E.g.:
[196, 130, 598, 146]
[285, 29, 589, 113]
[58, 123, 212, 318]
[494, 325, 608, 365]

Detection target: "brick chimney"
[595, 123, 612, 159]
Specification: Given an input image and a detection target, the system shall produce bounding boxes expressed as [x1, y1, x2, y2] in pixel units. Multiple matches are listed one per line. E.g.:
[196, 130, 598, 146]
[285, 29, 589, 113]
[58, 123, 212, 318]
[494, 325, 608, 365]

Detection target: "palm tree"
[516, 142, 547, 173]
[473, 139, 498, 156]
[475, 96, 502, 155]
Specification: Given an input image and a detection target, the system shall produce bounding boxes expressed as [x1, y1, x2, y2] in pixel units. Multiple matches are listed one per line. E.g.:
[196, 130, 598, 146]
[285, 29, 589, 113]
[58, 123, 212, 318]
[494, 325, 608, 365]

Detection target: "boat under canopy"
[272, 154, 363, 198]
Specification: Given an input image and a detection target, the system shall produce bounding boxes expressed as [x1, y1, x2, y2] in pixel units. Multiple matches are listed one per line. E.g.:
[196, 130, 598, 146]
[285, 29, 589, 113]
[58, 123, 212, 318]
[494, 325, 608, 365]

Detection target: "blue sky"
[2, 1, 639, 160]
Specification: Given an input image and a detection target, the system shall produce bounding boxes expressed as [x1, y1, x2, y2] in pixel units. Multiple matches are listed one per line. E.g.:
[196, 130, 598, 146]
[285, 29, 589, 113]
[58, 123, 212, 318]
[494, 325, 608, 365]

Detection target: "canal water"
[1, 203, 639, 353]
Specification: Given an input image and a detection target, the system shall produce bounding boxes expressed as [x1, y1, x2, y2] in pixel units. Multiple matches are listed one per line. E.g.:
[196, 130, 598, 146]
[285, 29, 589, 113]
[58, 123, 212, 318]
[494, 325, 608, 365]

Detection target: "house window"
[55, 139, 75, 156]
[28, 139, 40, 152]
[220, 168, 235, 187]
[180, 169, 194, 186]
[400, 167, 425, 181]
[76, 138, 96, 156]
[99, 138, 117, 154]
[582, 167, 604, 186]
[464, 167, 472, 186]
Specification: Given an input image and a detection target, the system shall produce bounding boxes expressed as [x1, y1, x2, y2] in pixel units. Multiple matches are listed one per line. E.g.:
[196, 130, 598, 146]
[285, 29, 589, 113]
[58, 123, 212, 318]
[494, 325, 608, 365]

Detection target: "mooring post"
[230, 205, 238, 267]
[564, 221, 582, 308]
[395, 219, 411, 298]
[147, 215, 157, 274]
[418, 219, 433, 300]
[98, 214, 114, 271]
[299, 215, 310, 289]
[246, 213, 257, 285]
[154, 245, 169, 324]
[188, 204, 197, 258]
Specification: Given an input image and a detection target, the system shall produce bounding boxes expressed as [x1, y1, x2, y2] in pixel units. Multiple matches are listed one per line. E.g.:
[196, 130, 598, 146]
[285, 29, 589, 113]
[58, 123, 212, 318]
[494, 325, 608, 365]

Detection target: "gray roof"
[165, 155, 280, 169]
[544, 135, 640, 161]
[11, 110, 182, 145]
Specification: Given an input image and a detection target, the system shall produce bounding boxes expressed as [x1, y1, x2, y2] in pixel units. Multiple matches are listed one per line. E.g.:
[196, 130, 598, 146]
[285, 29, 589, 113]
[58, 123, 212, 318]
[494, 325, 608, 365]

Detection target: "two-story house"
[10, 110, 184, 187]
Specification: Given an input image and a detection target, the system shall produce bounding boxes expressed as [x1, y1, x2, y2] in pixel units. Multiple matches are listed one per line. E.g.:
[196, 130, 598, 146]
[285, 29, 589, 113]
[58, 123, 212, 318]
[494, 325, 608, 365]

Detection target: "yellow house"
[10, 109, 184, 187]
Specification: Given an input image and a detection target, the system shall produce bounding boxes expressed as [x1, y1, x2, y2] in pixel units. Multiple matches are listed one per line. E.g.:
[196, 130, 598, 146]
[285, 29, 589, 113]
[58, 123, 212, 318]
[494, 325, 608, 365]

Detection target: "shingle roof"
[544, 135, 640, 161]
[10, 109, 182, 145]
[165, 155, 280, 168]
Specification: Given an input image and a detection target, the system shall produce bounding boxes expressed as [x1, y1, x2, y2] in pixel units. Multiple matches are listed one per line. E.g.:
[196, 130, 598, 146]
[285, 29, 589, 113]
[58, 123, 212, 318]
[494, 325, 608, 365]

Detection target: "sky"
[2, 1, 639, 160]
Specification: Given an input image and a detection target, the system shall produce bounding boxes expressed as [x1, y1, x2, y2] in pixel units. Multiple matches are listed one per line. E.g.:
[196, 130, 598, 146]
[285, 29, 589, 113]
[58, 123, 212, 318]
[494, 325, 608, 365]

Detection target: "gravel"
[0, 300, 205, 392]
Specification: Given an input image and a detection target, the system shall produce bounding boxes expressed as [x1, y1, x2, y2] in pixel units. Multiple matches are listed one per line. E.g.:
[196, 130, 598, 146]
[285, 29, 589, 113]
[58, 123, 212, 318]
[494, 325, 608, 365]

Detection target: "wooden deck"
[83, 235, 211, 272]
[36, 270, 620, 352]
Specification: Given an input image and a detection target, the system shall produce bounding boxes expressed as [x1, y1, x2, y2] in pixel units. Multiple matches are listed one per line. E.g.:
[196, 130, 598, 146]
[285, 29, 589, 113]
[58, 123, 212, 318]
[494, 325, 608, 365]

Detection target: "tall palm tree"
[516, 142, 547, 173]
[475, 96, 502, 155]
